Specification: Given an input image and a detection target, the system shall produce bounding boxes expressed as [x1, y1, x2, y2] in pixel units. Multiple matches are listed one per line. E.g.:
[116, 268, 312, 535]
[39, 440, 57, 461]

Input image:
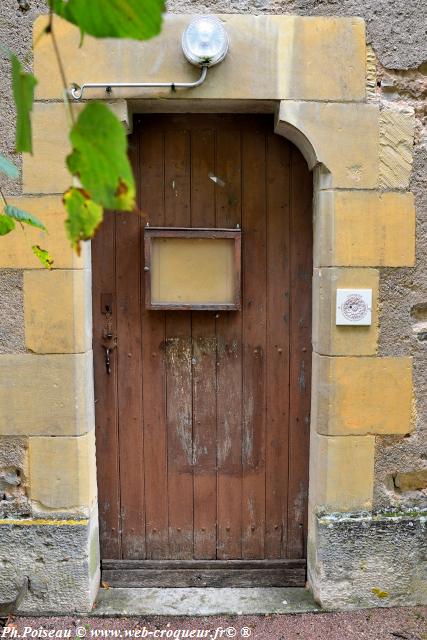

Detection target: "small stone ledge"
[316, 506, 427, 523]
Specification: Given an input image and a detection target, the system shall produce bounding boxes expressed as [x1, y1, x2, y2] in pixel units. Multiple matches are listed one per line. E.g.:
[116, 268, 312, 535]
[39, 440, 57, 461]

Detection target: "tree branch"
[48, 9, 76, 126]
[0, 186, 8, 208]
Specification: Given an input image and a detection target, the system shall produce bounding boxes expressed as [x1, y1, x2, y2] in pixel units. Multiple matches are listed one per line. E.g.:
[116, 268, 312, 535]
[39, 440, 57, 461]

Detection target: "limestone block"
[29, 431, 97, 510]
[0, 352, 94, 436]
[275, 102, 379, 189]
[310, 512, 427, 609]
[22, 100, 132, 196]
[313, 268, 379, 356]
[277, 16, 366, 101]
[394, 469, 427, 492]
[0, 196, 88, 270]
[379, 105, 415, 189]
[34, 14, 366, 102]
[314, 190, 415, 267]
[24, 269, 91, 354]
[311, 353, 413, 436]
[0, 509, 99, 613]
[309, 432, 375, 511]
[22, 103, 71, 194]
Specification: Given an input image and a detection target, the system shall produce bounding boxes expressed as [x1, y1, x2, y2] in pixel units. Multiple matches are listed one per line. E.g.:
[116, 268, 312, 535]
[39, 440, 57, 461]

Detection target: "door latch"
[101, 293, 117, 375]
[101, 330, 117, 376]
[103, 345, 114, 375]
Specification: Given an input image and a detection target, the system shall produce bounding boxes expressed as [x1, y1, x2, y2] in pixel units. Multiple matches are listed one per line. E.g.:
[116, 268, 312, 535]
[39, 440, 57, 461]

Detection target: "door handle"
[100, 293, 116, 375]
[103, 345, 112, 375]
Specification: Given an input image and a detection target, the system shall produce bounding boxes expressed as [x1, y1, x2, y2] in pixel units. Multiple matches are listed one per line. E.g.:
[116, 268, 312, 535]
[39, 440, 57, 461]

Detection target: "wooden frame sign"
[144, 227, 242, 310]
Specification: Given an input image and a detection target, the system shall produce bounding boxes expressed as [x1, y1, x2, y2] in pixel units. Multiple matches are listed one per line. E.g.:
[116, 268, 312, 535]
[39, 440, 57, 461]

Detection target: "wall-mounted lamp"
[182, 16, 229, 67]
[70, 15, 229, 100]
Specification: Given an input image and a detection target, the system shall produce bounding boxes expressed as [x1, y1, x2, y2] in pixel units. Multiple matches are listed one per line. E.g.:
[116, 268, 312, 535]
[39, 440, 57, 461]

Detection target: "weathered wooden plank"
[103, 569, 305, 588]
[103, 558, 306, 569]
[241, 122, 268, 559]
[287, 147, 313, 559]
[102, 561, 306, 588]
[115, 133, 145, 559]
[140, 122, 169, 559]
[92, 211, 121, 559]
[164, 126, 194, 559]
[265, 134, 291, 559]
[215, 126, 243, 560]
[190, 127, 217, 560]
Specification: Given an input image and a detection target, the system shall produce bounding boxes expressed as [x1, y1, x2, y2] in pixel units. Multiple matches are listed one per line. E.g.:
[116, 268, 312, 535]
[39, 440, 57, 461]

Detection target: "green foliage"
[64, 187, 103, 254]
[3, 0, 163, 256]
[4, 204, 46, 231]
[0, 215, 16, 235]
[67, 102, 135, 211]
[0, 154, 19, 179]
[32, 245, 54, 269]
[11, 54, 37, 153]
[49, 0, 164, 40]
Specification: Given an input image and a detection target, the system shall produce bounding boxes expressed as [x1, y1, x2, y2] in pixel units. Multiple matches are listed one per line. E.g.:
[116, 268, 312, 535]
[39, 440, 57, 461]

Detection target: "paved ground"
[4, 606, 427, 640]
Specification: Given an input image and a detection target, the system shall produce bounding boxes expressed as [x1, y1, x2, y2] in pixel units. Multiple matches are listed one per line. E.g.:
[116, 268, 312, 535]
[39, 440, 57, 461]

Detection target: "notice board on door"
[144, 227, 241, 310]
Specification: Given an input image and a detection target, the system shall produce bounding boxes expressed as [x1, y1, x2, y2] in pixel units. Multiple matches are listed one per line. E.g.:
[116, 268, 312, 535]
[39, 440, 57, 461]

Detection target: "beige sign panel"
[144, 228, 241, 310]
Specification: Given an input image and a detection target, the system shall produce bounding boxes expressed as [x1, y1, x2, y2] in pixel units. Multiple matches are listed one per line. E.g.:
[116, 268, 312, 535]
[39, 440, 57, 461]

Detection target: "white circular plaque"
[341, 293, 369, 322]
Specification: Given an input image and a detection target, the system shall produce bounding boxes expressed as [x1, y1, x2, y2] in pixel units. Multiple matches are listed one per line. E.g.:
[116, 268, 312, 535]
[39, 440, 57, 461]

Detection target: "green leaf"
[0, 215, 16, 236]
[11, 54, 37, 153]
[32, 245, 54, 269]
[49, 0, 164, 40]
[67, 103, 135, 211]
[0, 154, 19, 179]
[64, 187, 104, 254]
[4, 204, 46, 231]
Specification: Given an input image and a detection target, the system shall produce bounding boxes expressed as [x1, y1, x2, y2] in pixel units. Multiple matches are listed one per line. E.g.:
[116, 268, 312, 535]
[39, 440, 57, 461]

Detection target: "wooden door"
[92, 114, 312, 587]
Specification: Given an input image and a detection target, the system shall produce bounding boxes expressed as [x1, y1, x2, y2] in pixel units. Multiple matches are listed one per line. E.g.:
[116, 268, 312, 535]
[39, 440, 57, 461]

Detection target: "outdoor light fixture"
[70, 16, 229, 100]
[182, 16, 229, 67]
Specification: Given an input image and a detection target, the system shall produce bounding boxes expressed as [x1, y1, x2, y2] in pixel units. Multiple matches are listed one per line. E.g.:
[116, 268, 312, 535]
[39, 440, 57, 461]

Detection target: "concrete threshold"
[93, 587, 320, 617]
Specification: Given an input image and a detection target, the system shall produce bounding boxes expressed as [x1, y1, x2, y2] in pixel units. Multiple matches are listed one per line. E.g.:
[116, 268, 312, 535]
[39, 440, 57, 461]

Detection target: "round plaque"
[341, 293, 369, 322]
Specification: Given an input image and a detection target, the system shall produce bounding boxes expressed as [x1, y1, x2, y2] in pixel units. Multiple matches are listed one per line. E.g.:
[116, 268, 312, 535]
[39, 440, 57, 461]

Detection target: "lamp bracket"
[69, 64, 208, 101]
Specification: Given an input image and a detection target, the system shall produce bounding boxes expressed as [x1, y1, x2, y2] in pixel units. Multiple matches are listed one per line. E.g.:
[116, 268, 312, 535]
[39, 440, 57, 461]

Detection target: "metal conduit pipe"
[69, 65, 208, 100]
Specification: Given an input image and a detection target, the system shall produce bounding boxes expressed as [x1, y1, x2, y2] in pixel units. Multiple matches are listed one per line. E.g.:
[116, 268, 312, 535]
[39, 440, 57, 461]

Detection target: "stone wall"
[0, 1, 99, 614]
[1, 0, 425, 514]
